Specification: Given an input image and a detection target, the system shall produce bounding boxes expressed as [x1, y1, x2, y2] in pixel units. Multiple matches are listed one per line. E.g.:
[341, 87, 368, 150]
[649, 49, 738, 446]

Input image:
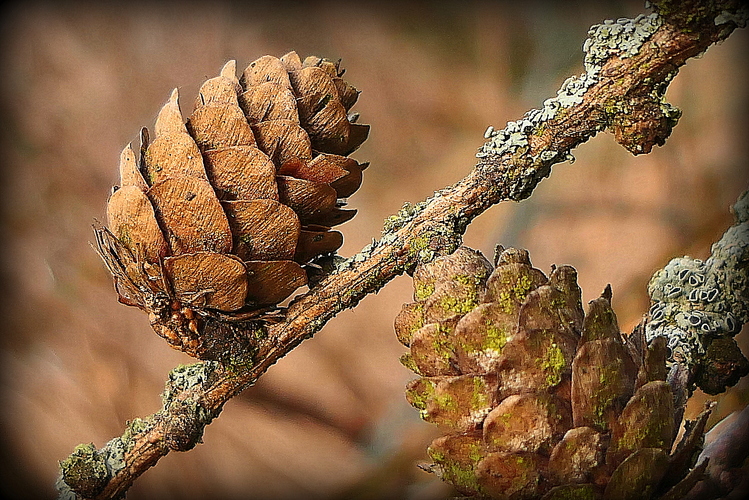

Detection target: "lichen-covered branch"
[57, 1, 747, 498]
[648, 191, 749, 395]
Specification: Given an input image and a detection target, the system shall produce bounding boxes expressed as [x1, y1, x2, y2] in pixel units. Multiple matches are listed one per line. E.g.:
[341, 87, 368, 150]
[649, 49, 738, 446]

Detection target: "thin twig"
[57, 1, 747, 498]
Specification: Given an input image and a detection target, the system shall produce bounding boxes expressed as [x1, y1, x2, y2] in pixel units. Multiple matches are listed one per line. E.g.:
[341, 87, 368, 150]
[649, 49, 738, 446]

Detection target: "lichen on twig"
[647, 191, 749, 394]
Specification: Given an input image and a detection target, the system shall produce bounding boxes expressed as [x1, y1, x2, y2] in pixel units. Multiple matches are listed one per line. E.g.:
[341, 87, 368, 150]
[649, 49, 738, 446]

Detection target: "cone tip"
[154, 88, 186, 137]
[221, 60, 237, 79]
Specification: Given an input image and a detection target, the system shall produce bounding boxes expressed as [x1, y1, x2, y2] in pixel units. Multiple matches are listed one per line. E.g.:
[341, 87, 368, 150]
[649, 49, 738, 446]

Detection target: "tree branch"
[57, 1, 747, 498]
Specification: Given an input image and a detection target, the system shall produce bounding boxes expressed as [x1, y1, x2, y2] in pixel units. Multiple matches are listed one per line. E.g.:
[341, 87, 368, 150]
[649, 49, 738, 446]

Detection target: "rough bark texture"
[57, 1, 747, 498]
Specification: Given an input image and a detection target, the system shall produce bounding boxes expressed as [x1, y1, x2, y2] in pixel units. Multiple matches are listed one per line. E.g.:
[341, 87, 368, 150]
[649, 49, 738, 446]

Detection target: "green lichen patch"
[581, 291, 622, 344]
[428, 433, 487, 496]
[381, 201, 427, 233]
[122, 417, 153, 445]
[59, 443, 110, 498]
[409, 320, 461, 377]
[433, 285, 480, 317]
[470, 376, 492, 412]
[607, 381, 675, 468]
[413, 247, 493, 302]
[484, 321, 510, 352]
[540, 341, 568, 388]
[496, 324, 578, 397]
[399, 352, 419, 374]
[405, 377, 438, 418]
[485, 263, 548, 316]
[453, 300, 518, 373]
[571, 338, 637, 432]
[407, 234, 432, 263]
[414, 280, 435, 301]
[420, 375, 498, 430]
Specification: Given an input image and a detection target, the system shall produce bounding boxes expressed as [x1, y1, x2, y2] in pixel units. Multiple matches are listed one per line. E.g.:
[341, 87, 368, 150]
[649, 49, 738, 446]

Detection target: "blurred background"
[0, 1, 746, 499]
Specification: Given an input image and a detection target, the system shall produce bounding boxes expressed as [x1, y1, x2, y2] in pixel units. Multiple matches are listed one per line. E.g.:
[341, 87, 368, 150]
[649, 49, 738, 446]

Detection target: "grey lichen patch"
[101, 435, 129, 475]
[646, 191, 749, 375]
[382, 201, 428, 234]
[163, 361, 219, 400]
[335, 196, 462, 283]
[477, 13, 661, 184]
[157, 361, 220, 452]
[714, 6, 749, 28]
[583, 14, 662, 76]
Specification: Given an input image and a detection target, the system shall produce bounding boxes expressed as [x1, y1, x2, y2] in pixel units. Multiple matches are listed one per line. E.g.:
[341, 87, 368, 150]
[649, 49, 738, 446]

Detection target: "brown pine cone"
[97, 53, 368, 360]
[396, 246, 713, 499]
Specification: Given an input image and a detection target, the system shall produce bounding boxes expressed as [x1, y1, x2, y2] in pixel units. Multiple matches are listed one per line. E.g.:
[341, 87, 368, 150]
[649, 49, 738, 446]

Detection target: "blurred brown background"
[0, 1, 747, 499]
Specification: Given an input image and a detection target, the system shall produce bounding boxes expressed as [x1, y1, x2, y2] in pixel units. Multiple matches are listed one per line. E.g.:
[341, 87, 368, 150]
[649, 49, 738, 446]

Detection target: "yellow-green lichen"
[433, 391, 458, 412]
[117, 226, 132, 248]
[415, 281, 436, 301]
[618, 419, 668, 452]
[497, 290, 515, 314]
[409, 235, 429, 257]
[122, 417, 151, 443]
[437, 292, 478, 316]
[591, 363, 623, 428]
[432, 332, 454, 364]
[615, 390, 671, 452]
[454, 274, 486, 288]
[471, 377, 491, 411]
[410, 304, 425, 334]
[539, 341, 566, 387]
[382, 201, 427, 233]
[497, 274, 535, 314]
[406, 379, 436, 415]
[430, 448, 484, 494]
[399, 352, 419, 373]
[59, 443, 109, 498]
[429, 448, 446, 462]
[483, 321, 509, 352]
[468, 442, 484, 463]
[543, 484, 598, 500]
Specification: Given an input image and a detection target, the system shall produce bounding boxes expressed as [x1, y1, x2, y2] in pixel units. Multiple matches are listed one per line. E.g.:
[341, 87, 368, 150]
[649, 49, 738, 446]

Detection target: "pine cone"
[97, 53, 369, 360]
[396, 246, 712, 499]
